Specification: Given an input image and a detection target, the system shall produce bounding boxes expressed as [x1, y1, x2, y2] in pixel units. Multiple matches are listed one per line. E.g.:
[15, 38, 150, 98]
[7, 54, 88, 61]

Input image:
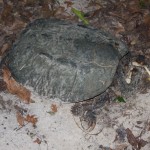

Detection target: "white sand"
[0, 90, 150, 150]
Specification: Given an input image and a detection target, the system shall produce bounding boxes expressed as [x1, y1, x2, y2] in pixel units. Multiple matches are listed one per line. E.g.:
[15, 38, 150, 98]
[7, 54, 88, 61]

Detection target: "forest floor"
[0, 0, 150, 150]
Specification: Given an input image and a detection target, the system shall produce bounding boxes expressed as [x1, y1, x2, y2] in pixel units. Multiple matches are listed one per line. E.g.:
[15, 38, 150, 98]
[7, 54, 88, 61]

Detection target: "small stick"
[132, 61, 150, 77]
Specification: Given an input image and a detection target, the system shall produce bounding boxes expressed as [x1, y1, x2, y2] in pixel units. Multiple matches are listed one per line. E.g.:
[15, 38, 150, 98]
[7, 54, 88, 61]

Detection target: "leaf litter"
[126, 128, 148, 150]
[0, 0, 150, 149]
[16, 111, 38, 127]
[47, 103, 58, 115]
[2, 66, 31, 103]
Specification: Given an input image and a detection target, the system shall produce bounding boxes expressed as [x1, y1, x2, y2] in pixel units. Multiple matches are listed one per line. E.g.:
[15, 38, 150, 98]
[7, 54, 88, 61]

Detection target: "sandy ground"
[0, 0, 150, 149]
[0, 89, 150, 150]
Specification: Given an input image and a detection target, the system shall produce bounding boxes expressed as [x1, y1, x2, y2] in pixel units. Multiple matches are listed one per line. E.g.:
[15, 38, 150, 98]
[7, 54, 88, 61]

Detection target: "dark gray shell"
[3, 18, 128, 102]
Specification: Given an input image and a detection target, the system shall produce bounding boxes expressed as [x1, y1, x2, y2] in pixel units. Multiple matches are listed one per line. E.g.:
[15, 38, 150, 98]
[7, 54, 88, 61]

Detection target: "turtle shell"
[3, 18, 128, 102]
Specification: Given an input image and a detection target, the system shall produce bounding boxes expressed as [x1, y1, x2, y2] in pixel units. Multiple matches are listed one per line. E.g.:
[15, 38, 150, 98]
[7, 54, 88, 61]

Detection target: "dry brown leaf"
[87, 9, 101, 19]
[34, 138, 41, 144]
[2, 66, 31, 103]
[11, 19, 27, 32]
[126, 128, 139, 149]
[138, 139, 148, 149]
[41, 3, 54, 18]
[126, 128, 148, 150]
[128, 1, 141, 14]
[24, 0, 38, 6]
[16, 112, 25, 126]
[51, 104, 58, 113]
[0, 29, 6, 45]
[1, 3, 15, 26]
[0, 43, 10, 56]
[64, 1, 74, 8]
[115, 22, 125, 36]
[87, 1, 102, 7]
[18, 9, 32, 22]
[25, 114, 38, 126]
[144, 14, 150, 26]
[0, 79, 7, 91]
[55, 6, 65, 16]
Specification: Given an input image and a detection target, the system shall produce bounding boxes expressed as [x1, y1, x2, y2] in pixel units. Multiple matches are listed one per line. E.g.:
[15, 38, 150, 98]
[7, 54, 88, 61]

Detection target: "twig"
[15, 122, 29, 131]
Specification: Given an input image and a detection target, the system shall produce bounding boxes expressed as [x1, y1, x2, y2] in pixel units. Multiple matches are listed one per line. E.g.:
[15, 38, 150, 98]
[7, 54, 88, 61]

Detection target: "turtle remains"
[2, 18, 128, 103]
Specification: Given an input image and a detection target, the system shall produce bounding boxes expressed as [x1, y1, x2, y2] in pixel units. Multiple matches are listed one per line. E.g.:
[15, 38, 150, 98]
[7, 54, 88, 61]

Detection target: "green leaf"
[114, 96, 126, 103]
[47, 111, 56, 115]
[139, 0, 146, 8]
[71, 7, 89, 25]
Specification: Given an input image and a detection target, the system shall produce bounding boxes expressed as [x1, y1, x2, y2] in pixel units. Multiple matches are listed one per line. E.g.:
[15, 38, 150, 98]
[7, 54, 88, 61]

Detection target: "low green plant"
[71, 8, 89, 25]
[114, 96, 126, 103]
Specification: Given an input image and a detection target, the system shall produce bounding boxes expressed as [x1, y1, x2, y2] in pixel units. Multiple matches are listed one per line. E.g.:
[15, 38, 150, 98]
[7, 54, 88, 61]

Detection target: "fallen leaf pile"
[16, 112, 38, 127]
[0, 0, 150, 149]
[126, 128, 148, 150]
[2, 66, 31, 103]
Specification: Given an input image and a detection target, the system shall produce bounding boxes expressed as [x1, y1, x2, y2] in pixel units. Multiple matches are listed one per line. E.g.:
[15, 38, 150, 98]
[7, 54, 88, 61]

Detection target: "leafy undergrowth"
[0, 0, 150, 92]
